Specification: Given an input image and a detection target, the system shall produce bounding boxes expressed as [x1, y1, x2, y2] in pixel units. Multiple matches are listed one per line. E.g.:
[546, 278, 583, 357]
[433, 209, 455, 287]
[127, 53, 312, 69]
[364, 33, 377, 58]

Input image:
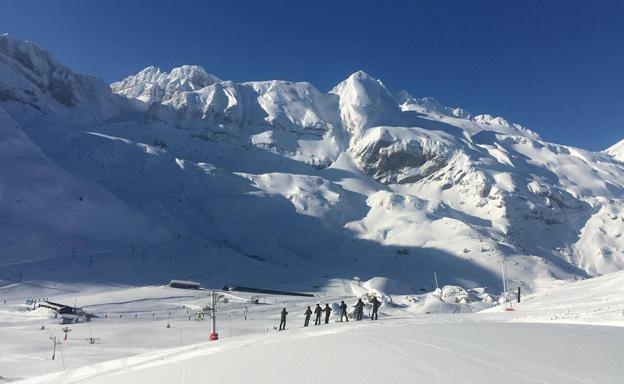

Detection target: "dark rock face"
[48, 73, 79, 106]
[352, 131, 450, 184]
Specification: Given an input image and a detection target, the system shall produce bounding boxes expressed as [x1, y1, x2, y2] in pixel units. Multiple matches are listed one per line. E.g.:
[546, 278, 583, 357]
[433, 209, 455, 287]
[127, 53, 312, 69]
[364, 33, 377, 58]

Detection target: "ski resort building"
[36, 300, 78, 315]
[168, 280, 201, 290]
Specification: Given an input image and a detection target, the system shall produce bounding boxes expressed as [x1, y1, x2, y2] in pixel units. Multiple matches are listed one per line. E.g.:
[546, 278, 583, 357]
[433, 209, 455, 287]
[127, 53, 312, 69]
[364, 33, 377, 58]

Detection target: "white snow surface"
[605, 138, 624, 162]
[1, 33, 624, 289]
[110, 65, 221, 105]
[1, 33, 624, 287]
[17, 323, 624, 384]
[2, 271, 622, 383]
[1, 32, 624, 380]
[1, 35, 624, 381]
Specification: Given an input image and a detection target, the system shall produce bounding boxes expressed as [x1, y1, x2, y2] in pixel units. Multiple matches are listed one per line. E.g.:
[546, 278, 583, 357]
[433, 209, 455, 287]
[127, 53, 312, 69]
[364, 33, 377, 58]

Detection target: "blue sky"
[1, 0, 622, 150]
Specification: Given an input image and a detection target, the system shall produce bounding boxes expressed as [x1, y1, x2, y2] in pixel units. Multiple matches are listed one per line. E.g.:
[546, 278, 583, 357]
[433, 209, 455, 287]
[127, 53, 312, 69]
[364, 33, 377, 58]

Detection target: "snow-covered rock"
[113, 70, 344, 166]
[0, 33, 129, 121]
[111, 65, 221, 105]
[350, 126, 457, 184]
[397, 91, 471, 119]
[605, 138, 624, 161]
[330, 70, 405, 136]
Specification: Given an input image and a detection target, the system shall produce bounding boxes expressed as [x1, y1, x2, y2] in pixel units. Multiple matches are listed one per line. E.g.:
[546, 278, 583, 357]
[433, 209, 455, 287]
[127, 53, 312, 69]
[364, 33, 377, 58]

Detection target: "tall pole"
[502, 262, 513, 311]
[502, 261, 509, 307]
[210, 291, 218, 341]
[50, 336, 57, 360]
[434, 271, 443, 314]
[501, 263, 507, 301]
[58, 341, 66, 370]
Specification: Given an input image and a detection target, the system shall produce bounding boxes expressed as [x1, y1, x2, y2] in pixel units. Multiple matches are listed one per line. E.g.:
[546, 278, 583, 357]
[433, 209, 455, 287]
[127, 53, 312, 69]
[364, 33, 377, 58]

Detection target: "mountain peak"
[111, 65, 221, 104]
[0, 34, 122, 114]
[330, 70, 403, 135]
[169, 65, 220, 84]
[605, 138, 624, 161]
[347, 69, 373, 80]
[137, 65, 161, 75]
[337, 70, 387, 90]
[0, 33, 66, 75]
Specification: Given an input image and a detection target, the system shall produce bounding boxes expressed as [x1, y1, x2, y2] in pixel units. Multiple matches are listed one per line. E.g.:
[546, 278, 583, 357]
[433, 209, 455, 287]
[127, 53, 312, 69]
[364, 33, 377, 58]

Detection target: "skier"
[323, 304, 332, 324]
[304, 306, 312, 327]
[354, 298, 365, 321]
[339, 300, 349, 322]
[314, 304, 323, 325]
[371, 296, 382, 320]
[279, 307, 288, 331]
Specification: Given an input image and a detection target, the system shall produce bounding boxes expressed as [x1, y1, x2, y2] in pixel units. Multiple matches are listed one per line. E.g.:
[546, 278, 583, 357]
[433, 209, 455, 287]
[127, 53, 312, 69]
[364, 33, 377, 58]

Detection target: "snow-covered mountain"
[111, 65, 221, 105]
[605, 139, 624, 162]
[2, 33, 624, 291]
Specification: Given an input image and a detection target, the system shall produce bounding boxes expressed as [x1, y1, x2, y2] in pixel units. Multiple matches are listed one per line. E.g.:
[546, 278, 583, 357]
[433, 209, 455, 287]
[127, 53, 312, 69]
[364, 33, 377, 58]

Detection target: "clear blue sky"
[1, 0, 623, 150]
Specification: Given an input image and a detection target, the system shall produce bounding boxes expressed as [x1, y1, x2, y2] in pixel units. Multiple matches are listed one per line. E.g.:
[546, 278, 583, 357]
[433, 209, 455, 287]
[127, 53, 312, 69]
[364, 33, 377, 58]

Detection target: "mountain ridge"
[1, 33, 624, 292]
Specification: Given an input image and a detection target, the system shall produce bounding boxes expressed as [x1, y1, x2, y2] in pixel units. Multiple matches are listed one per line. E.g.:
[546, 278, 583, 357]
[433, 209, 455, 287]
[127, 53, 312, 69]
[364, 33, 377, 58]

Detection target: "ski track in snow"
[1, 272, 623, 383]
[15, 322, 623, 384]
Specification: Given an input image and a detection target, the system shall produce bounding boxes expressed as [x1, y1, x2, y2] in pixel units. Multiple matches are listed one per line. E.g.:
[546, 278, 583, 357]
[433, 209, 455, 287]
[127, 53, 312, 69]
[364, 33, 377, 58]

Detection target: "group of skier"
[278, 296, 382, 331]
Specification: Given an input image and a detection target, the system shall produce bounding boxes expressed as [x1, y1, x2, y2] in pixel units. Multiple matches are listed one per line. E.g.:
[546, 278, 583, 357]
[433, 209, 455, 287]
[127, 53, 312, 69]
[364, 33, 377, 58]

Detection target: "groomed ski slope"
[478, 269, 624, 326]
[13, 271, 624, 384]
[17, 321, 624, 384]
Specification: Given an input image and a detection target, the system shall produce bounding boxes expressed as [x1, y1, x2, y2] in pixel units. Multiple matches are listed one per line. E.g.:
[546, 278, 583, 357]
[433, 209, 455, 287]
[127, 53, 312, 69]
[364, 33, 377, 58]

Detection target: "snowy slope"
[0, 105, 169, 265]
[330, 71, 405, 136]
[480, 269, 624, 326]
[10, 270, 624, 384]
[1, 33, 624, 293]
[0, 34, 131, 123]
[18, 322, 624, 384]
[605, 138, 624, 161]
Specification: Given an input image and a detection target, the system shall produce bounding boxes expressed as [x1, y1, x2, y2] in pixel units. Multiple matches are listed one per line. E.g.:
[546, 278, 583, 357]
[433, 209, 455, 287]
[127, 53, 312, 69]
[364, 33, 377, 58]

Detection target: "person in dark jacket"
[304, 306, 312, 326]
[354, 298, 365, 320]
[314, 304, 323, 325]
[323, 304, 332, 324]
[339, 300, 349, 322]
[279, 307, 288, 330]
[371, 296, 382, 320]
